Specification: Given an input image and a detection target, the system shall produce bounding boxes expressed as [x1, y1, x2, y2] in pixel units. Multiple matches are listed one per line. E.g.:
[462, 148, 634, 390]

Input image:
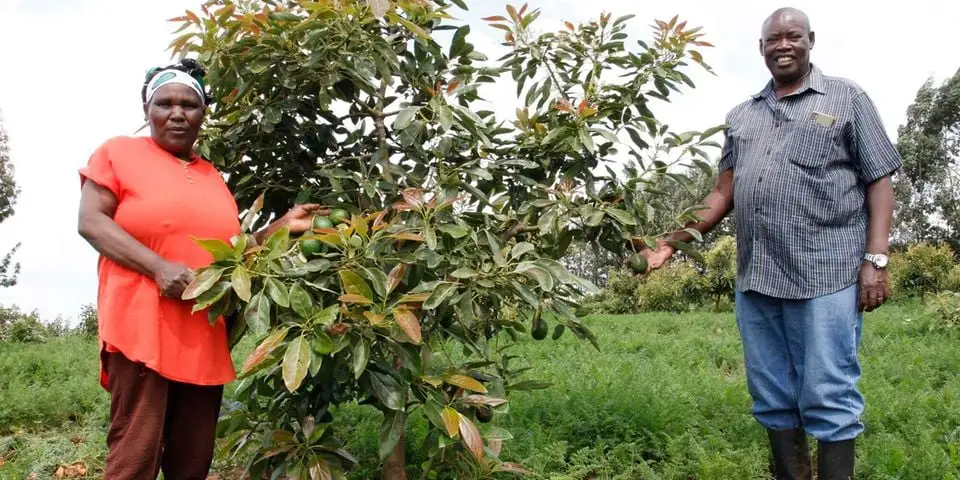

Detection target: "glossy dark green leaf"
[378, 410, 406, 461]
[265, 278, 290, 308]
[231, 267, 252, 302]
[394, 106, 421, 130]
[183, 267, 225, 300]
[282, 335, 312, 392]
[369, 371, 405, 411]
[424, 282, 458, 309]
[289, 284, 314, 319]
[352, 338, 370, 379]
[244, 292, 272, 335]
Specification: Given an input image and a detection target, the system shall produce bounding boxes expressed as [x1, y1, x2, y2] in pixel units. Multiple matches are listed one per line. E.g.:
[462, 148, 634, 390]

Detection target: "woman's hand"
[153, 261, 195, 299]
[281, 203, 326, 234]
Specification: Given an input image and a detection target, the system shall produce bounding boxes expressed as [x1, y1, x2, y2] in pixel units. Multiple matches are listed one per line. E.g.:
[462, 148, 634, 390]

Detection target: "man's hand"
[639, 240, 677, 273]
[153, 261, 195, 300]
[859, 262, 891, 312]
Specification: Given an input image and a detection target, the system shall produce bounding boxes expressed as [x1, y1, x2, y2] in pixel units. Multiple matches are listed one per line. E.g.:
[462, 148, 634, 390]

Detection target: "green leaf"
[510, 242, 535, 259]
[378, 410, 406, 461]
[512, 283, 539, 307]
[424, 227, 437, 250]
[365, 0, 390, 18]
[437, 106, 453, 131]
[192, 281, 231, 314]
[605, 207, 637, 226]
[193, 238, 236, 262]
[508, 380, 553, 391]
[265, 278, 290, 308]
[369, 371, 405, 411]
[231, 267, 252, 302]
[312, 332, 336, 355]
[700, 123, 728, 140]
[183, 267, 224, 300]
[339, 270, 373, 301]
[684, 228, 704, 243]
[451, 267, 478, 279]
[264, 225, 291, 255]
[289, 283, 314, 319]
[667, 240, 706, 265]
[424, 282, 458, 309]
[353, 339, 370, 379]
[578, 128, 596, 153]
[394, 106, 421, 130]
[450, 25, 470, 58]
[313, 305, 338, 327]
[692, 159, 714, 177]
[515, 263, 555, 291]
[586, 210, 604, 227]
[282, 335, 312, 392]
[626, 126, 649, 150]
[422, 400, 447, 433]
[437, 224, 470, 238]
[244, 292, 272, 335]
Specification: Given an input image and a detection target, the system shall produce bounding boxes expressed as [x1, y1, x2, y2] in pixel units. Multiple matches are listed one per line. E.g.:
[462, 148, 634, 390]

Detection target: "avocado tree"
[170, 0, 720, 478]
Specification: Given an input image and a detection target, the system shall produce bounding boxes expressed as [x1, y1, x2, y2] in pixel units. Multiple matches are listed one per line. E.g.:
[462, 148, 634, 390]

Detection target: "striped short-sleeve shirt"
[718, 64, 902, 299]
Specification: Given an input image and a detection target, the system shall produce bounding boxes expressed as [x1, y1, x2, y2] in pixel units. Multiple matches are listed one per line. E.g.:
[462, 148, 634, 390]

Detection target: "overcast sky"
[0, 0, 956, 322]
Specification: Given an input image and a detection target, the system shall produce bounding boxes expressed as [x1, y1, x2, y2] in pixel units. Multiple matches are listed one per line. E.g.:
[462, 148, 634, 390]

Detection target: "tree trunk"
[383, 434, 408, 480]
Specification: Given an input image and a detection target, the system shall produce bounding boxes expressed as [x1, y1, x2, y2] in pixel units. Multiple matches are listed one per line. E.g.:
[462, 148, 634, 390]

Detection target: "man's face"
[759, 13, 815, 85]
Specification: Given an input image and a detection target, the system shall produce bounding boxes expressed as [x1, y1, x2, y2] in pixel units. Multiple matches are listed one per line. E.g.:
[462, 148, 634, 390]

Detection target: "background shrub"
[890, 242, 955, 298]
[635, 262, 706, 313]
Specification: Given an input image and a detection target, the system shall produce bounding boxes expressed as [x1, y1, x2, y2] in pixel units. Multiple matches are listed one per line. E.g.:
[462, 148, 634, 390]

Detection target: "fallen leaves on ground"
[53, 461, 88, 478]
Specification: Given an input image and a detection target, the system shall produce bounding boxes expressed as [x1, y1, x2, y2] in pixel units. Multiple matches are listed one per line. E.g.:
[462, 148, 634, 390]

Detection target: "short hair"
[761, 7, 812, 37]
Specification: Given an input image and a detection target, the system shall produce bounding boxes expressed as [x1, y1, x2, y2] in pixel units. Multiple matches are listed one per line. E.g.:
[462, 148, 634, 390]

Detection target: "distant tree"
[892, 68, 960, 250]
[78, 303, 98, 337]
[0, 110, 21, 287]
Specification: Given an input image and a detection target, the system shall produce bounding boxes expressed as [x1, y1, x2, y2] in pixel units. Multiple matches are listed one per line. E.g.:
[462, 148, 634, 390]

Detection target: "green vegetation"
[3, 303, 959, 479]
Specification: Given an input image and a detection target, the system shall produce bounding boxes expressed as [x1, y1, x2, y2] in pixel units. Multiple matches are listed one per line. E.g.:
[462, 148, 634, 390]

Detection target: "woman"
[77, 59, 317, 479]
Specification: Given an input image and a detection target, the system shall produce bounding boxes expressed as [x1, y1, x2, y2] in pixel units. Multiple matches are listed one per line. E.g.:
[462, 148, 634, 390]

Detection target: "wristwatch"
[864, 253, 889, 269]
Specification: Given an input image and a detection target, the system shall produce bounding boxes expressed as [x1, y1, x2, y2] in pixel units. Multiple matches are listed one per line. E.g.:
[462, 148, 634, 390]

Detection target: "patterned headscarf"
[143, 69, 206, 106]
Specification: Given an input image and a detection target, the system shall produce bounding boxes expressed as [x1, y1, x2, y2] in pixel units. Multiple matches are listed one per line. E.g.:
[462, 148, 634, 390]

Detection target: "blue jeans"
[735, 283, 864, 442]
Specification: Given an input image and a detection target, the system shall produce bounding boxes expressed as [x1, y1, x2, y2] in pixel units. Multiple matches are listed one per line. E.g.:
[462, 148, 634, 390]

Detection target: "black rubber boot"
[817, 439, 856, 480]
[767, 428, 813, 480]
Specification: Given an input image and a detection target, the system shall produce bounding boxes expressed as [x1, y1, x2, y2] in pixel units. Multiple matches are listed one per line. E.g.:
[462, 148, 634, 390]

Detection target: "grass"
[2, 301, 960, 479]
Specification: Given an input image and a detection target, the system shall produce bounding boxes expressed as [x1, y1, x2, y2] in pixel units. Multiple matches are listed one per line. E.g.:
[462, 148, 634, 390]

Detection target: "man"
[642, 7, 901, 480]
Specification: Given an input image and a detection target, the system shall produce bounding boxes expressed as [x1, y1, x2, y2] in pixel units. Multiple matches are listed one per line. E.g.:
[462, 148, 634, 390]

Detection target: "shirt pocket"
[786, 121, 840, 169]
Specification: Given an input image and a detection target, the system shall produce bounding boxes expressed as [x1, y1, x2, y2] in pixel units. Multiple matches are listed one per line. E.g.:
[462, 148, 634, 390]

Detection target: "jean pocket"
[787, 122, 839, 169]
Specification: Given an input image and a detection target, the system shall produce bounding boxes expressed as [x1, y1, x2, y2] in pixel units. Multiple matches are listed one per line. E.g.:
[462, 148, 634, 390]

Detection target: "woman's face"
[144, 83, 205, 158]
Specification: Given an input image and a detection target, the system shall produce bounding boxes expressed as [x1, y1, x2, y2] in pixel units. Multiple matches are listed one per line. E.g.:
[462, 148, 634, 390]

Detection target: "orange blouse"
[79, 136, 240, 388]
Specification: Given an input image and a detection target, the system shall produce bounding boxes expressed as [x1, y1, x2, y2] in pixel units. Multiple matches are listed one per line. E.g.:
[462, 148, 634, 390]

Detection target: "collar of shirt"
[752, 63, 827, 101]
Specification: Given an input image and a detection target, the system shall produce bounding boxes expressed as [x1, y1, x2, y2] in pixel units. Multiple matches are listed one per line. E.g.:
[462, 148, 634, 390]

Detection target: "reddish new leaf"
[387, 263, 407, 294]
[339, 294, 373, 304]
[241, 328, 288, 375]
[393, 308, 422, 344]
[457, 412, 484, 460]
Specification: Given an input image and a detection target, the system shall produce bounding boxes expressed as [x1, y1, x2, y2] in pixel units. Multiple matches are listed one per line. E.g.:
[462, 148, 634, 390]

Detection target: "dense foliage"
[169, 0, 721, 477]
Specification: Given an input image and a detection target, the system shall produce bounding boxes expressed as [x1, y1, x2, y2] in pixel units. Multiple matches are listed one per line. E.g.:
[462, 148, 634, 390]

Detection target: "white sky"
[0, 0, 956, 322]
